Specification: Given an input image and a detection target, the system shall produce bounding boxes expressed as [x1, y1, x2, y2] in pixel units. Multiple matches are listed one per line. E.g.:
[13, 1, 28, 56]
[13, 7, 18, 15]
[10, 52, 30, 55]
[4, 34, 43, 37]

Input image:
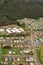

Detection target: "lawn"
[0, 32, 7, 37]
[0, 47, 24, 55]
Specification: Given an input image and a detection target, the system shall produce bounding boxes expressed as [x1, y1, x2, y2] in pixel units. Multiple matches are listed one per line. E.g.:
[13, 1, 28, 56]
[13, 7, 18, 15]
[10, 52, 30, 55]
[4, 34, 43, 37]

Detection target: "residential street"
[33, 42, 43, 65]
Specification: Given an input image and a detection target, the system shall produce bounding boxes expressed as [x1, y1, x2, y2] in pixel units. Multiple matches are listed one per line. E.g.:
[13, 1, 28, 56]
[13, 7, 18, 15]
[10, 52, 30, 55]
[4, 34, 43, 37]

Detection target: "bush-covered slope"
[0, 0, 43, 26]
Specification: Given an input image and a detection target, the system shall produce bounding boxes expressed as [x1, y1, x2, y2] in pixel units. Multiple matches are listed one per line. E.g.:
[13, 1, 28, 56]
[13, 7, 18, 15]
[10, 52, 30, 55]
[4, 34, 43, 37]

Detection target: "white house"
[0, 29, 5, 32]
[6, 29, 12, 34]
[19, 28, 24, 32]
[13, 27, 21, 33]
[30, 62, 34, 65]
[23, 49, 31, 54]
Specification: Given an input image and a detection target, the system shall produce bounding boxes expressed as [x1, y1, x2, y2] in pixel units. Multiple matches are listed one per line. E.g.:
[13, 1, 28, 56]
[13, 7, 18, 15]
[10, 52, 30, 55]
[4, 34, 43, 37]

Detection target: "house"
[30, 62, 34, 65]
[23, 49, 31, 54]
[11, 29, 15, 33]
[0, 61, 3, 64]
[21, 37, 24, 40]
[14, 40, 17, 43]
[20, 51, 23, 54]
[4, 62, 8, 65]
[5, 57, 8, 62]
[9, 51, 12, 55]
[17, 58, 20, 62]
[26, 57, 30, 62]
[11, 44, 13, 47]
[6, 29, 12, 34]
[29, 57, 34, 62]
[19, 28, 24, 32]
[0, 37, 3, 39]
[3, 43, 10, 47]
[13, 57, 16, 62]
[13, 51, 15, 55]
[0, 29, 5, 32]
[26, 56, 34, 62]
[8, 57, 13, 61]
[12, 62, 16, 65]
[13, 27, 21, 33]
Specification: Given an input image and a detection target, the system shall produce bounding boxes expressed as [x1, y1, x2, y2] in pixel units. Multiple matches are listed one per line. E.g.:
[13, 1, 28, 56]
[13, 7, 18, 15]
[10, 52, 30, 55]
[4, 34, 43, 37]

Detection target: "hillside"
[0, 0, 43, 26]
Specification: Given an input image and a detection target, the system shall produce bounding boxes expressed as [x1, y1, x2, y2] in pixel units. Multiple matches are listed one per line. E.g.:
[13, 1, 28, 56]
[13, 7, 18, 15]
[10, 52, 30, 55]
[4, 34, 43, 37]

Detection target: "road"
[33, 42, 43, 65]
[30, 28, 43, 65]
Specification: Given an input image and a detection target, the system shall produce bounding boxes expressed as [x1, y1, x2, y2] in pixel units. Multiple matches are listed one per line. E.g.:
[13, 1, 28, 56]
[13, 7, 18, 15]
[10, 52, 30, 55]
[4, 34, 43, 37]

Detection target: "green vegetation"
[0, 0, 43, 26]
[40, 44, 43, 63]
[0, 47, 24, 55]
[36, 43, 43, 64]
[36, 49, 42, 64]
[0, 32, 7, 37]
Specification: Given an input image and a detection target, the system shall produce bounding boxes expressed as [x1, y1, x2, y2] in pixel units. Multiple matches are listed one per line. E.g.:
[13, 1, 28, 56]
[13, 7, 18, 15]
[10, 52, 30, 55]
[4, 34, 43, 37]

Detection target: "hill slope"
[0, 0, 43, 26]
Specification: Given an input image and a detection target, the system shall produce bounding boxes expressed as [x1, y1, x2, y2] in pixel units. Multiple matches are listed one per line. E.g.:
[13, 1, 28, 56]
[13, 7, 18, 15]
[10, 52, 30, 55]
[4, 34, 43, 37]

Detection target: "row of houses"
[0, 27, 25, 34]
[0, 42, 32, 49]
[0, 55, 35, 65]
[0, 36, 25, 43]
